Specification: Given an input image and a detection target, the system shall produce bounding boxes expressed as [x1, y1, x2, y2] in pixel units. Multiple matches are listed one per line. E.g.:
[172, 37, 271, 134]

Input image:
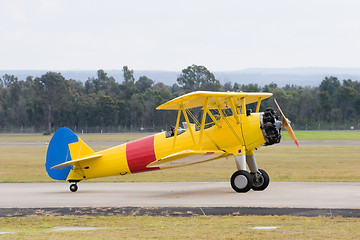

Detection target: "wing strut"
[255, 98, 262, 112]
[172, 108, 182, 150]
[172, 105, 197, 150]
[240, 97, 246, 115]
[185, 98, 223, 149]
[198, 97, 209, 147]
[228, 97, 240, 124]
[239, 97, 247, 147]
[206, 108, 221, 128]
[181, 105, 196, 145]
[214, 97, 243, 144]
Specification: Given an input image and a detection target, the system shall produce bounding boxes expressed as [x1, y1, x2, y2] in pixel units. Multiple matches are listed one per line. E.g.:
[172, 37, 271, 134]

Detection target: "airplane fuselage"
[46, 91, 293, 193]
[66, 112, 266, 181]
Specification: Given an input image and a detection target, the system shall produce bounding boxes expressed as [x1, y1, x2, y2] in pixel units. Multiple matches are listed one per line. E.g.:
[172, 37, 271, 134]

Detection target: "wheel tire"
[70, 183, 78, 192]
[230, 170, 253, 193]
[252, 169, 270, 191]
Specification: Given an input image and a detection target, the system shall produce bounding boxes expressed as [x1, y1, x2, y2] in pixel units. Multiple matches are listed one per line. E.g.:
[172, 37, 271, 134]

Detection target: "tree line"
[1, 64, 360, 133]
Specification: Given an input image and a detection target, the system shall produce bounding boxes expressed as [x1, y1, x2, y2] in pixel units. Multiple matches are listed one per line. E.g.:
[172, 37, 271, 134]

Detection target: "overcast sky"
[1, 0, 360, 71]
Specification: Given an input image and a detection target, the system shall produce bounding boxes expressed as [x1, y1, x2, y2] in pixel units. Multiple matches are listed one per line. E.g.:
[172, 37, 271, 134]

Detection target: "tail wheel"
[230, 170, 253, 193]
[251, 169, 270, 191]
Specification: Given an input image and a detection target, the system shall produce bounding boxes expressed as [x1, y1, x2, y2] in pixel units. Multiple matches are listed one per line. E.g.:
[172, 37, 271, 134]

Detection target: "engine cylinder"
[260, 108, 282, 145]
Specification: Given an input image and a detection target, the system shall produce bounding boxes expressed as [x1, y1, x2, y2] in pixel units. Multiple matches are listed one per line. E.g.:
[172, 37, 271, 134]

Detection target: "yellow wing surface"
[147, 150, 227, 168]
[157, 91, 273, 110]
[151, 91, 273, 167]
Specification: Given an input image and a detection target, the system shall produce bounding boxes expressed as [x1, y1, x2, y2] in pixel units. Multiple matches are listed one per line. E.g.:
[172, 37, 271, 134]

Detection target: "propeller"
[274, 99, 299, 147]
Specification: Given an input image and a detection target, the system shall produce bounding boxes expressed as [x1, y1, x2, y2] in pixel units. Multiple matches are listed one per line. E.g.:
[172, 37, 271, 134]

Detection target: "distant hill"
[2, 67, 360, 87]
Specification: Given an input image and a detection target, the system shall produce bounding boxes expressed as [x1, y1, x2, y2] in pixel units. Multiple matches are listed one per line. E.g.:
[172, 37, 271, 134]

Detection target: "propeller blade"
[274, 99, 299, 147]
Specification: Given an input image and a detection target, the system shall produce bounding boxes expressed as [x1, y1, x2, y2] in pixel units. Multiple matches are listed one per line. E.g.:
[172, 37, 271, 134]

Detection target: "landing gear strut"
[69, 181, 79, 192]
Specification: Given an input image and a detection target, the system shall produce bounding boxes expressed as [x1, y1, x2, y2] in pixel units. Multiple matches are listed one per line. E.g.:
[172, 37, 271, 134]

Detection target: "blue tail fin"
[45, 128, 79, 180]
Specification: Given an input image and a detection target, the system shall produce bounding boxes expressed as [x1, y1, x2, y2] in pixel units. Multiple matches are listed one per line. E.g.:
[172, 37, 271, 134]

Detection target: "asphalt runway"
[1, 182, 359, 209]
[1, 182, 360, 217]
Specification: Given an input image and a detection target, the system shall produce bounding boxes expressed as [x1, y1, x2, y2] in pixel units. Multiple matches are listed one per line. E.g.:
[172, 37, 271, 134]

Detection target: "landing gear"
[251, 169, 270, 191]
[69, 181, 79, 192]
[70, 183, 78, 192]
[230, 170, 253, 193]
[232, 154, 270, 193]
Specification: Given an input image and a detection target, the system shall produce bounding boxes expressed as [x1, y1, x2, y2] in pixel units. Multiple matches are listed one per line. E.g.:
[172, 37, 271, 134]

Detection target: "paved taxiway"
[1, 182, 359, 209]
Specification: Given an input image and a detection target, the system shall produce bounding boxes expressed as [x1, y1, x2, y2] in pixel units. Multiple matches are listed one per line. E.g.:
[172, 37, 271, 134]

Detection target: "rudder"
[45, 128, 80, 180]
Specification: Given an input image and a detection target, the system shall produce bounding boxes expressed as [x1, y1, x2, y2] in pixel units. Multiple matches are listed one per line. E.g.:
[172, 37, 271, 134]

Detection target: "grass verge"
[0, 215, 360, 240]
[281, 130, 360, 141]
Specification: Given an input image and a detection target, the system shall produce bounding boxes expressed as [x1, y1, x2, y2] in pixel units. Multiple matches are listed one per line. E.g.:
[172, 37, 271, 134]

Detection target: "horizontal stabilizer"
[147, 150, 227, 168]
[51, 154, 102, 170]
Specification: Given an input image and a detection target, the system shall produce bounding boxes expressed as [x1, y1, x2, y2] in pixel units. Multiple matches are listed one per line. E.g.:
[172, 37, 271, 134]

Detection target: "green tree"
[123, 66, 135, 83]
[136, 76, 154, 92]
[33, 72, 69, 133]
[120, 66, 138, 100]
[177, 64, 220, 91]
[85, 69, 116, 95]
[1, 75, 22, 124]
[129, 93, 144, 126]
[117, 99, 129, 126]
[1, 70, 360, 131]
[353, 94, 360, 113]
[263, 83, 277, 92]
[1, 74, 18, 89]
[319, 76, 340, 97]
[337, 84, 357, 121]
[319, 91, 332, 122]
[97, 95, 118, 126]
[240, 83, 260, 92]
[170, 83, 181, 94]
[233, 82, 240, 91]
[222, 82, 232, 91]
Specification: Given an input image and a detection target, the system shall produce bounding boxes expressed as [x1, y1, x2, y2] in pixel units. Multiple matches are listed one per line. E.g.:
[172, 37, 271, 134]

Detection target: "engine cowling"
[260, 108, 282, 146]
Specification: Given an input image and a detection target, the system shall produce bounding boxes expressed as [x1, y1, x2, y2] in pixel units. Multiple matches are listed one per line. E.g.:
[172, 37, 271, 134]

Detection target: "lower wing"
[147, 150, 228, 168]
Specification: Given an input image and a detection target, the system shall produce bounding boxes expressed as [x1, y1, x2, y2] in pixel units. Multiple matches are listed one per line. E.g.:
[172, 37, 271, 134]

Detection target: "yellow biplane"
[46, 91, 298, 193]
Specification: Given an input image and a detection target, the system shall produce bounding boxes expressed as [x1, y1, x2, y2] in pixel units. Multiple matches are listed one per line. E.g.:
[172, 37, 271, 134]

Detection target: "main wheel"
[251, 169, 270, 191]
[69, 183, 78, 192]
[230, 170, 253, 193]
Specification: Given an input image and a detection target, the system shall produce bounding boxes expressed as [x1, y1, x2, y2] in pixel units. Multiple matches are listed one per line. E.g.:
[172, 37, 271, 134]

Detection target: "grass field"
[1, 144, 359, 183]
[0, 215, 360, 239]
[281, 130, 360, 141]
[0, 130, 359, 142]
[0, 130, 359, 182]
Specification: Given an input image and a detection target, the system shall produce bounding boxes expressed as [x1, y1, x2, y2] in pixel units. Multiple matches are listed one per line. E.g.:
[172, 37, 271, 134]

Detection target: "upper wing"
[156, 91, 272, 110]
[146, 150, 228, 168]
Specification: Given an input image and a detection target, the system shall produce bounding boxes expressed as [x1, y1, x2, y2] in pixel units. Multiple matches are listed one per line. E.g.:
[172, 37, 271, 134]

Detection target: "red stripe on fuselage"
[126, 135, 159, 173]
